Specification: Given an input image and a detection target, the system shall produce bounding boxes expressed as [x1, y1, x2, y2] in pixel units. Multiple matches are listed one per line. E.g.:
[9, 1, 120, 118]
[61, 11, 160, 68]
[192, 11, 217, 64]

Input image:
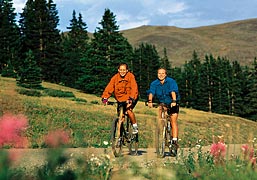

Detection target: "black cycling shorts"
[167, 104, 180, 115]
[117, 98, 138, 115]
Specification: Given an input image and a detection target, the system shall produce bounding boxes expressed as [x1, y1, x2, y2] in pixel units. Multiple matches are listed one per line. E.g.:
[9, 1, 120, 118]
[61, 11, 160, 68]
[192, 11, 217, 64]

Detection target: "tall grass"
[0, 77, 257, 179]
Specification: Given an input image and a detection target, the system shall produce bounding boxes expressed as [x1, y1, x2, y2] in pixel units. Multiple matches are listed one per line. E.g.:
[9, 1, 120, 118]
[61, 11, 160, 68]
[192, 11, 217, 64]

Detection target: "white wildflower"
[196, 144, 201, 149]
[103, 141, 109, 145]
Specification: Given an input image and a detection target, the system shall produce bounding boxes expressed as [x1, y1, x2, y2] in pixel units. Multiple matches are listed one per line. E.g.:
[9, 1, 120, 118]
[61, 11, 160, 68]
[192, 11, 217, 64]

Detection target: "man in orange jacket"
[101, 63, 139, 134]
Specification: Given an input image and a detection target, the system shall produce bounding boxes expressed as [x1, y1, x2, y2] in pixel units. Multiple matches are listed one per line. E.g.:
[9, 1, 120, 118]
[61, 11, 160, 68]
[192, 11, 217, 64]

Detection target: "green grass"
[1, 76, 257, 179]
[1, 76, 257, 148]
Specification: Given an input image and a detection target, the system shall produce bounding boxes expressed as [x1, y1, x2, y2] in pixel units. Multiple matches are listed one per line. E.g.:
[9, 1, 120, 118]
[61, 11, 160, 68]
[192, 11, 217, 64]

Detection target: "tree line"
[0, 0, 256, 121]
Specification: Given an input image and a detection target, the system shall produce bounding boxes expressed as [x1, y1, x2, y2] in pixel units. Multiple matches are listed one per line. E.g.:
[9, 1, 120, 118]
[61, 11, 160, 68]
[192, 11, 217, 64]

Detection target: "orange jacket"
[101, 72, 138, 102]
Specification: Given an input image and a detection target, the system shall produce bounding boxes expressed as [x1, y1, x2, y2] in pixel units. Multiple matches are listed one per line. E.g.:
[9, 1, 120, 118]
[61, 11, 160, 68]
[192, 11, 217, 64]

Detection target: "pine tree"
[230, 60, 244, 116]
[183, 51, 202, 108]
[213, 57, 232, 114]
[1, 59, 16, 77]
[0, 0, 20, 75]
[206, 54, 217, 112]
[195, 62, 209, 111]
[43, 0, 62, 83]
[61, 10, 89, 88]
[19, 0, 62, 83]
[133, 43, 160, 100]
[80, 8, 134, 94]
[160, 47, 172, 74]
[243, 58, 257, 121]
[172, 66, 184, 105]
[17, 50, 42, 89]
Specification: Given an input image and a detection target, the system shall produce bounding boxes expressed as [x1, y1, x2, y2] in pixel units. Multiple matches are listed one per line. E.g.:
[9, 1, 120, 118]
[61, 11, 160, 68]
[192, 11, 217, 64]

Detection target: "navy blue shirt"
[147, 77, 180, 105]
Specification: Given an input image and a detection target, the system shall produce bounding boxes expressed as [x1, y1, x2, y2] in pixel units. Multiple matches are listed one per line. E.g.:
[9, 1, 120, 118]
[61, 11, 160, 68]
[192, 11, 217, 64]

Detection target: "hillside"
[121, 18, 257, 67]
[1, 76, 257, 148]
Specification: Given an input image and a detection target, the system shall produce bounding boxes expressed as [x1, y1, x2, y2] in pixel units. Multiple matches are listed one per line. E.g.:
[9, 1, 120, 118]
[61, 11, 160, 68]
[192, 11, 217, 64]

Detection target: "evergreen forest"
[1, 0, 256, 121]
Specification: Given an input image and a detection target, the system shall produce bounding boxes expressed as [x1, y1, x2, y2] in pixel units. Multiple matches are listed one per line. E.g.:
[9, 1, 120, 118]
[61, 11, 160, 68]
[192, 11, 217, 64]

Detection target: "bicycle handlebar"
[145, 101, 173, 109]
[144, 101, 159, 108]
[106, 101, 117, 105]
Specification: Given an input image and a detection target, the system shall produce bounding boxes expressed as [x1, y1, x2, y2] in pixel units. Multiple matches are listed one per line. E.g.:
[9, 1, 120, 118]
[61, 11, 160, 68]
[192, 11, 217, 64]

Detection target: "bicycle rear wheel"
[127, 121, 139, 155]
[111, 118, 122, 157]
[156, 119, 166, 158]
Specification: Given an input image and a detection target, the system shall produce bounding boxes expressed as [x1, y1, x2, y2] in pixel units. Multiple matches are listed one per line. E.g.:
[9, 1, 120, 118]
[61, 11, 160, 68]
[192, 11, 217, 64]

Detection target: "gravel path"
[6, 144, 243, 178]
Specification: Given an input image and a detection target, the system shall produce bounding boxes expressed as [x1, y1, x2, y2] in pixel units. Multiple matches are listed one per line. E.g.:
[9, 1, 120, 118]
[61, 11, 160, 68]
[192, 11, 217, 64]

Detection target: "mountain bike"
[145, 102, 175, 158]
[109, 101, 139, 157]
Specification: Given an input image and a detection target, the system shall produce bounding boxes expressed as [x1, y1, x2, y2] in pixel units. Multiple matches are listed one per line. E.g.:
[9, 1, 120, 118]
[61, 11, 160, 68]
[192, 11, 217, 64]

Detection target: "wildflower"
[103, 141, 108, 145]
[0, 113, 28, 148]
[196, 144, 201, 149]
[45, 130, 70, 148]
[210, 142, 226, 158]
[210, 141, 226, 165]
[241, 144, 256, 168]
[241, 144, 254, 159]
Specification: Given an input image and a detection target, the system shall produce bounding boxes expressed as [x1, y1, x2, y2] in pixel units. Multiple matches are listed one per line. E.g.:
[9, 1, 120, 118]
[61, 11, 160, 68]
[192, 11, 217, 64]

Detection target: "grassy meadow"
[1, 76, 256, 149]
[1, 76, 257, 179]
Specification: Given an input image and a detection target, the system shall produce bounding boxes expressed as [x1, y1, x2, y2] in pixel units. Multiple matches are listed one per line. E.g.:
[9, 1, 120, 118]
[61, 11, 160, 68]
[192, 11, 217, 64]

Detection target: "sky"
[13, 0, 257, 33]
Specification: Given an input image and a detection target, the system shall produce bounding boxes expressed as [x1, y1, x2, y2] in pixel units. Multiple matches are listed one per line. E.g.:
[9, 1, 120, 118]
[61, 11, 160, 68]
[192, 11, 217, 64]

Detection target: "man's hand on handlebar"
[148, 102, 153, 108]
[145, 101, 153, 108]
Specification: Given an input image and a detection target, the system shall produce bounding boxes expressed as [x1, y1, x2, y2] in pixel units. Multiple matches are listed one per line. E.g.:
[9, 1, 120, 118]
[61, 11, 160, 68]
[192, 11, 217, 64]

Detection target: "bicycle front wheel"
[111, 118, 122, 157]
[127, 122, 139, 155]
[156, 120, 166, 158]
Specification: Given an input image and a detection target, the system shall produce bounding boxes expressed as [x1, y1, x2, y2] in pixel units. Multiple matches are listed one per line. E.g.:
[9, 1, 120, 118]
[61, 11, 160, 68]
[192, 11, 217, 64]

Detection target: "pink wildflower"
[210, 142, 226, 158]
[0, 113, 28, 148]
[241, 144, 249, 154]
[45, 130, 70, 148]
[241, 144, 255, 158]
[241, 144, 256, 168]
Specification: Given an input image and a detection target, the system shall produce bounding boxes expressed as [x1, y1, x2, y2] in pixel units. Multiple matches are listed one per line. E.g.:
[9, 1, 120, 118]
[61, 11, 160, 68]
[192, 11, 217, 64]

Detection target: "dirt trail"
[8, 144, 243, 174]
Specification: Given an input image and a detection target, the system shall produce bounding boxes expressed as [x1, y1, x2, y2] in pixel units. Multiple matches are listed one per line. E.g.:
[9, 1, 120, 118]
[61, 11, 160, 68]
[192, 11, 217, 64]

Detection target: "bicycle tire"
[156, 119, 166, 158]
[111, 118, 122, 157]
[127, 120, 139, 155]
[166, 121, 172, 148]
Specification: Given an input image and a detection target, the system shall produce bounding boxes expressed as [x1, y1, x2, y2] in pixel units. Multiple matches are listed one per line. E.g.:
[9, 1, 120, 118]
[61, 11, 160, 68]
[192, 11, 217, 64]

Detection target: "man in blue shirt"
[147, 68, 180, 156]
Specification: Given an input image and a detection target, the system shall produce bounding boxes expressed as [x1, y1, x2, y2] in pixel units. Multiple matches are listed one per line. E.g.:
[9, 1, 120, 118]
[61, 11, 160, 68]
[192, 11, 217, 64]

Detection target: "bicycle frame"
[157, 103, 172, 158]
[110, 102, 138, 157]
[145, 102, 172, 158]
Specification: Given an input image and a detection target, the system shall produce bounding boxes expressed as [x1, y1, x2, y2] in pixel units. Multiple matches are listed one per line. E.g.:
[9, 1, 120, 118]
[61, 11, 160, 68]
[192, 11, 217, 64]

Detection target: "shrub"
[90, 100, 99, 104]
[16, 88, 42, 97]
[72, 98, 87, 103]
[44, 88, 75, 98]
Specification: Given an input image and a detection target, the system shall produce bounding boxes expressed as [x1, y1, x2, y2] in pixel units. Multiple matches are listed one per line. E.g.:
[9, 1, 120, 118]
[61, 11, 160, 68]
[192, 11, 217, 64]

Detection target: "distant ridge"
[121, 18, 257, 67]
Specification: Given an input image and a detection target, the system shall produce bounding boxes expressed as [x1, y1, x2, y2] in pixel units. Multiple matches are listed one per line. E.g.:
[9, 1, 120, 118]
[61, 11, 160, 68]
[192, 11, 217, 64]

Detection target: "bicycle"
[109, 101, 139, 157]
[145, 102, 176, 158]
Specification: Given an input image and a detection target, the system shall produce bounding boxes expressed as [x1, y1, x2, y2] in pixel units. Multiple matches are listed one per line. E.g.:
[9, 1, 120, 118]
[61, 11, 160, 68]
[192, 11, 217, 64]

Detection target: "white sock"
[133, 123, 138, 128]
[172, 138, 178, 141]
